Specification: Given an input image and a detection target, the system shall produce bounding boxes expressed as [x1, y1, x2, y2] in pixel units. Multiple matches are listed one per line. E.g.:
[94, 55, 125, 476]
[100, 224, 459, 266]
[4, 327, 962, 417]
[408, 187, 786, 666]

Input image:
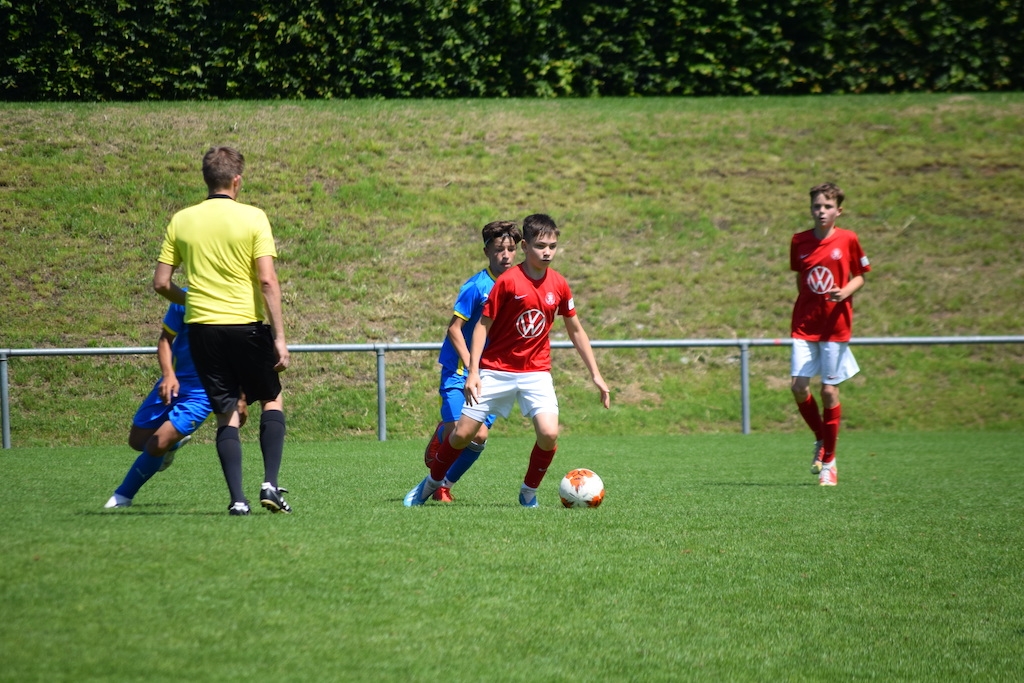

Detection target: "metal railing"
[3, 335, 1023, 448]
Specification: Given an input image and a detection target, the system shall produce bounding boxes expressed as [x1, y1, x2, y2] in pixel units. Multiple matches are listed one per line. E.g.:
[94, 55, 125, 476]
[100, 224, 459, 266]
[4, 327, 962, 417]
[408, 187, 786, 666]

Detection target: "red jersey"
[790, 227, 870, 342]
[480, 263, 576, 373]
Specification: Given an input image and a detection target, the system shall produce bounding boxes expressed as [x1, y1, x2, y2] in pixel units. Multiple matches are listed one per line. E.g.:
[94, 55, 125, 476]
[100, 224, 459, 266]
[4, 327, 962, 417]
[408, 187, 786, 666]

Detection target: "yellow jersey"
[158, 197, 277, 324]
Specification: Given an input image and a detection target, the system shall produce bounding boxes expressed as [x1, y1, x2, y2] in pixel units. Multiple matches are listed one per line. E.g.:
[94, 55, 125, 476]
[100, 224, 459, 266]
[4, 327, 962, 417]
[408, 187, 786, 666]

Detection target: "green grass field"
[3, 432, 1022, 681]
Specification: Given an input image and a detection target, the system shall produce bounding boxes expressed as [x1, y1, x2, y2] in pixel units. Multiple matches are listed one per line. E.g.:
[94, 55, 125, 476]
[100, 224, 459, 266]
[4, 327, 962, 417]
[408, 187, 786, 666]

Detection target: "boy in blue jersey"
[104, 295, 246, 508]
[422, 220, 523, 502]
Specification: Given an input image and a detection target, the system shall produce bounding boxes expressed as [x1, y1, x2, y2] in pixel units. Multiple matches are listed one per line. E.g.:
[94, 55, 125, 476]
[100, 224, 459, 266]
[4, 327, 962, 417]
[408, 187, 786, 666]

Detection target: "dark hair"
[809, 182, 844, 207]
[522, 213, 559, 243]
[202, 146, 244, 191]
[482, 220, 522, 246]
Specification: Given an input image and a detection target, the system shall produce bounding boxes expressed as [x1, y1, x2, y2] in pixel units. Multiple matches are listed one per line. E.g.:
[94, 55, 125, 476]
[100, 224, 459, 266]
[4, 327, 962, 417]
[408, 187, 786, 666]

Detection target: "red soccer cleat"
[433, 486, 454, 502]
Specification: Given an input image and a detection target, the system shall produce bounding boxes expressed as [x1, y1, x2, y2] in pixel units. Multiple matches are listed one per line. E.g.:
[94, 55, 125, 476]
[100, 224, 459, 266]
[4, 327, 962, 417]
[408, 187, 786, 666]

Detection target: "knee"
[535, 429, 558, 451]
[144, 434, 167, 457]
[790, 380, 810, 400]
[449, 421, 479, 449]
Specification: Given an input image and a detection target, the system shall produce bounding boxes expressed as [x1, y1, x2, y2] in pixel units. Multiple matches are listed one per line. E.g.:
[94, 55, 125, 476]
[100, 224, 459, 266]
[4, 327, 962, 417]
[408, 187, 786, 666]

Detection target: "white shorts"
[791, 339, 860, 385]
[461, 370, 559, 422]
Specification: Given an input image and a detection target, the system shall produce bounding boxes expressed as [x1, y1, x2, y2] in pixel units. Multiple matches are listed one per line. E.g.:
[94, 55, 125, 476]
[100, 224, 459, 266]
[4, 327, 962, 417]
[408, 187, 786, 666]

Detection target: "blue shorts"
[439, 367, 496, 428]
[132, 380, 212, 436]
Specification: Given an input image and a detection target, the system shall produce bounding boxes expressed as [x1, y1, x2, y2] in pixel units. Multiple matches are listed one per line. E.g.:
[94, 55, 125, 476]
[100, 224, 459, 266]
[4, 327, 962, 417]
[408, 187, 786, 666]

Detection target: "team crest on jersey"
[807, 266, 835, 294]
[516, 309, 547, 339]
[544, 291, 557, 306]
[831, 248, 843, 261]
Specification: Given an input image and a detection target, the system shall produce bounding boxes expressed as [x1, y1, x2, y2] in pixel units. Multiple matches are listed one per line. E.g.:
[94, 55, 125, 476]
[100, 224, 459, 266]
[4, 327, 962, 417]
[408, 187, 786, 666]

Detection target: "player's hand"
[464, 372, 482, 406]
[593, 374, 611, 409]
[827, 288, 844, 303]
[274, 339, 290, 372]
[159, 376, 180, 405]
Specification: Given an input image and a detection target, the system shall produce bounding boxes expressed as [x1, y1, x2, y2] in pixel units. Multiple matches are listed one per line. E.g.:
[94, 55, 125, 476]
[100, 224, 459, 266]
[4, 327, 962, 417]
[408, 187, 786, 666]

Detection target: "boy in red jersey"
[790, 183, 871, 486]
[404, 214, 611, 507]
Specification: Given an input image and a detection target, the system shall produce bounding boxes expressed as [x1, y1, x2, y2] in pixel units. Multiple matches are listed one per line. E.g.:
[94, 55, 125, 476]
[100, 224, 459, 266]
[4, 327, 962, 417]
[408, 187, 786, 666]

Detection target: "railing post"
[1, 352, 10, 449]
[739, 341, 751, 435]
[376, 346, 387, 441]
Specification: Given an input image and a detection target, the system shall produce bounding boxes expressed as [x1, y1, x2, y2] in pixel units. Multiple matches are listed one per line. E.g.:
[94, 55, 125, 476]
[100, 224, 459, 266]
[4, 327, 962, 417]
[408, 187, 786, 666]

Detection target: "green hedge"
[2, 0, 1020, 100]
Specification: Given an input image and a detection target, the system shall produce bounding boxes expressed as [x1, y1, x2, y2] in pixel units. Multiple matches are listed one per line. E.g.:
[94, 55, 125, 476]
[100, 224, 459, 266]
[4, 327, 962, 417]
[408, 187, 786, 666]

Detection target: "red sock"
[431, 437, 461, 480]
[822, 404, 841, 463]
[523, 443, 557, 489]
[796, 394, 824, 440]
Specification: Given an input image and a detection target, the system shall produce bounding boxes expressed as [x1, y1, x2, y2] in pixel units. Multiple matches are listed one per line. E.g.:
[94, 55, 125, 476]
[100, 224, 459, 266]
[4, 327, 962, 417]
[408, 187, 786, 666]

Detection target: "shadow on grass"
[81, 507, 240, 517]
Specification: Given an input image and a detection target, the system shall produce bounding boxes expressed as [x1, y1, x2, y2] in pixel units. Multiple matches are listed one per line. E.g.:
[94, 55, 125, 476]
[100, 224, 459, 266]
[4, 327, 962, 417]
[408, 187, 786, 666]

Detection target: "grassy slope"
[1, 95, 1022, 445]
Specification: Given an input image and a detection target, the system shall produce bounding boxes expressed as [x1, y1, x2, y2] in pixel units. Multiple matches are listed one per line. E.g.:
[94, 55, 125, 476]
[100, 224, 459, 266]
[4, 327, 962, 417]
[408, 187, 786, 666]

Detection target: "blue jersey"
[437, 268, 498, 375]
[163, 300, 201, 387]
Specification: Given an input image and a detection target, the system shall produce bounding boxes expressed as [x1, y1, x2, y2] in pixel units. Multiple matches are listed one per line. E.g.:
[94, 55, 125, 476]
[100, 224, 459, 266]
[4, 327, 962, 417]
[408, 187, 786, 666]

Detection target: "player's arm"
[256, 255, 290, 372]
[156, 328, 179, 405]
[153, 262, 186, 305]
[828, 274, 865, 303]
[446, 315, 471, 370]
[563, 315, 611, 409]
[464, 316, 492, 405]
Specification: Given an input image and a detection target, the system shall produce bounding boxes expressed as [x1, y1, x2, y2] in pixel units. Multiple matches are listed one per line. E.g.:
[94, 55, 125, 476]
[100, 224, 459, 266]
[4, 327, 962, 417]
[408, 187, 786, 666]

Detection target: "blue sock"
[445, 443, 483, 484]
[114, 450, 165, 499]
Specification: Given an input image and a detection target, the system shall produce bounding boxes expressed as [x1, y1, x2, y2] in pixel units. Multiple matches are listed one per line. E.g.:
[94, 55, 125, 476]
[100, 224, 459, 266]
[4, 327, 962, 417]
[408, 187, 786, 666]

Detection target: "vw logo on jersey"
[516, 309, 547, 339]
[807, 266, 835, 294]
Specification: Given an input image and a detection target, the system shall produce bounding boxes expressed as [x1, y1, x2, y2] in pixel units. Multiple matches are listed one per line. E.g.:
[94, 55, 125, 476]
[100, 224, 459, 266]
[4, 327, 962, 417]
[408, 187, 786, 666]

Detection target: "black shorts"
[188, 323, 283, 414]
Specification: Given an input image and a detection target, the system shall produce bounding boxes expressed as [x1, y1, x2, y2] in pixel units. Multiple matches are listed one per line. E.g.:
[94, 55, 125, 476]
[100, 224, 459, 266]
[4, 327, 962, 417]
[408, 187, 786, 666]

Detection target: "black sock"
[216, 425, 246, 503]
[259, 410, 286, 488]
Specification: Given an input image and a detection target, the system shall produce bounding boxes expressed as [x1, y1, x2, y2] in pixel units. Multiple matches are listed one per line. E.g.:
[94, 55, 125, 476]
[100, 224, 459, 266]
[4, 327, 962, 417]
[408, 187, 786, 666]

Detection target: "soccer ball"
[559, 469, 605, 508]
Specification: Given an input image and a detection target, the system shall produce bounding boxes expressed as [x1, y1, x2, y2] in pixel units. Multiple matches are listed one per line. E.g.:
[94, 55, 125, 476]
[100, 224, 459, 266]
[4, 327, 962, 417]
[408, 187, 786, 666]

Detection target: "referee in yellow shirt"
[153, 146, 291, 516]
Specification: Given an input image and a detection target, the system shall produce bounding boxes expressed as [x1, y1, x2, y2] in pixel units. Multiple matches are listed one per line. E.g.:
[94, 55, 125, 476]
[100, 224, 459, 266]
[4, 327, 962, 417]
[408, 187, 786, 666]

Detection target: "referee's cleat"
[228, 501, 251, 516]
[810, 439, 824, 475]
[259, 484, 292, 513]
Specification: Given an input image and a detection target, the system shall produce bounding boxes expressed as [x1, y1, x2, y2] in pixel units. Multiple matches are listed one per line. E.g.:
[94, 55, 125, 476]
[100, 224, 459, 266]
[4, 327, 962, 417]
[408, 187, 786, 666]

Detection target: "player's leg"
[791, 339, 825, 473]
[518, 372, 560, 507]
[435, 422, 492, 502]
[428, 371, 468, 498]
[424, 376, 453, 467]
[106, 419, 184, 508]
[106, 385, 172, 508]
[405, 371, 513, 506]
[424, 420, 446, 467]
[404, 414, 484, 507]
[817, 343, 860, 487]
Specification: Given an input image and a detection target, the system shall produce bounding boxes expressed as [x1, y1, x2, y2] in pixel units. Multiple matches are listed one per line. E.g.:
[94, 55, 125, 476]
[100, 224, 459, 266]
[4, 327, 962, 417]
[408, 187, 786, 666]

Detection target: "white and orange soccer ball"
[558, 469, 605, 508]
